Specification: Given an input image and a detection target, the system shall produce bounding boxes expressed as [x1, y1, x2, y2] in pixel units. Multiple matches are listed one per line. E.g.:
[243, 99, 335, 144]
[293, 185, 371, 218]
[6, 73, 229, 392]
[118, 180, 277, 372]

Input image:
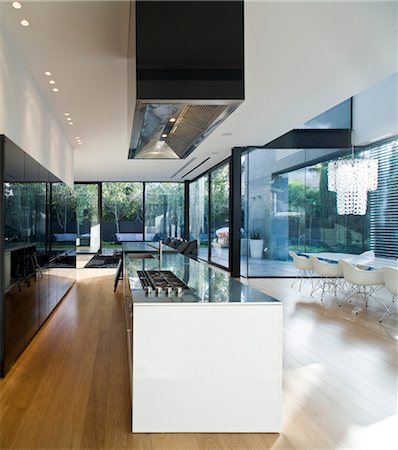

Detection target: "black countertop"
[126, 253, 280, 304]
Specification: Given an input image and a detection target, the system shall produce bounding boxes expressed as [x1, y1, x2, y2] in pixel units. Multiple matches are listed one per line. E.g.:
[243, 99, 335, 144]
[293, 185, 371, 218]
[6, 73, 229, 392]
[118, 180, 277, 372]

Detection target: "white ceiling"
[1, 0, 397, 183]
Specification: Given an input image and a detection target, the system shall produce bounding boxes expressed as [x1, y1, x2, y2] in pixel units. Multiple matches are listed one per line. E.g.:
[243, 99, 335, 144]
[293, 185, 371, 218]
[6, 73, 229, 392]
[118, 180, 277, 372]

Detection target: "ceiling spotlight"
[161, 133, 167, 138]
[12, 2, 22, 10]
[76, 136, 80, 139]
[49, 80, 55, 85]
[52, 87, 59, 92]
[69, 122, 74, 125]
[66, 117, 71, 121]
[45, 71, 52, 76]
[64, 112, 70, 116]
[20, 19, 29, 27]
[169, 118, 176, 123]
[78, 142, 82, 145]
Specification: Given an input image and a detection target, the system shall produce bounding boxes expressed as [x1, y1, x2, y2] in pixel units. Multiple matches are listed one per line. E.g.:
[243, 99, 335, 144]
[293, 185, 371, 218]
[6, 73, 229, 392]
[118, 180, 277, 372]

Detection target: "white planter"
[250, 239, 264, 259]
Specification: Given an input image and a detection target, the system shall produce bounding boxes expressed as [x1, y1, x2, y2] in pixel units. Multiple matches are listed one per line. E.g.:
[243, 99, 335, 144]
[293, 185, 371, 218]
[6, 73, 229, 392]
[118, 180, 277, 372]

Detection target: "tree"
[145, 183, 184, 238]
[102, 183, 142, 233]
[210, 165, 229, 228]
[75, 184, 98, 236]
[51, 183, 76, 233]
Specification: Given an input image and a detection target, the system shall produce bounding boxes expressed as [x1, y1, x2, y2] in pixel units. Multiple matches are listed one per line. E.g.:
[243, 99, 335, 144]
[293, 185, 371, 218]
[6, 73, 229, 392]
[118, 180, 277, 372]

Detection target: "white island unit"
[125, 252, 282, 433]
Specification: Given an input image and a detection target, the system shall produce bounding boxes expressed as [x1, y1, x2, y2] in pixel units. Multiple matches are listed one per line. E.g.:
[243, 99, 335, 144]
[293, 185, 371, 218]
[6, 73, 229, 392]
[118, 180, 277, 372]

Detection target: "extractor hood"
[128, 1, 244, 160]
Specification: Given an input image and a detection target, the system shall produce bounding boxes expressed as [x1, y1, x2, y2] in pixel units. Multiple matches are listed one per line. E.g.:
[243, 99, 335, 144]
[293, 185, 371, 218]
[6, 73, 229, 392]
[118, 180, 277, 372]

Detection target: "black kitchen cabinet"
[0, 135, 76, 377]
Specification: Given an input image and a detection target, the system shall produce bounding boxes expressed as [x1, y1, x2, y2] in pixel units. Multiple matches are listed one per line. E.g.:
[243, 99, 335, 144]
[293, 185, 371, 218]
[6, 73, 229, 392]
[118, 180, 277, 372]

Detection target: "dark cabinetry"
[1, 135, 76, 377]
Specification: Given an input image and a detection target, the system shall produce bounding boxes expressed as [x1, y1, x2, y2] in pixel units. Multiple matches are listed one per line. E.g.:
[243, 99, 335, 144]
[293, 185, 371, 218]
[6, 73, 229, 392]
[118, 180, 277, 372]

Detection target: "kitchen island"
[125, 251, 282, 433]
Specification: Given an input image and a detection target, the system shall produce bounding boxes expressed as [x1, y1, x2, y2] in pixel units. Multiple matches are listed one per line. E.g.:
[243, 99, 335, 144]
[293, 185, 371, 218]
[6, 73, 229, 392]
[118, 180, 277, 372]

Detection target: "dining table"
[302, 252, 398, 269]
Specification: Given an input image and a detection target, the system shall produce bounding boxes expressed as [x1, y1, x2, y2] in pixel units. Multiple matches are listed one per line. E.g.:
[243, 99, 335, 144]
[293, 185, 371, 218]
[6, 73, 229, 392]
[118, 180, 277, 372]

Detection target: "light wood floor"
[0, 256, 397, 449]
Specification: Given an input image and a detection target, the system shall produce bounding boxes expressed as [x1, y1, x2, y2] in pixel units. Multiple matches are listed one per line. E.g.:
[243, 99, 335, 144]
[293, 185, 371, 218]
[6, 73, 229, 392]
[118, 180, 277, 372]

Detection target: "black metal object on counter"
[137, 270, 190, 291]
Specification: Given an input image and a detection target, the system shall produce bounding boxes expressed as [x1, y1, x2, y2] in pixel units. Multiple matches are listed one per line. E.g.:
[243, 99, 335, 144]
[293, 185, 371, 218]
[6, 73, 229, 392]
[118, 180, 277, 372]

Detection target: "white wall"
[191, 0, 398, 179]
[0, 28, 73, 186]
[353, 72, 398, 146]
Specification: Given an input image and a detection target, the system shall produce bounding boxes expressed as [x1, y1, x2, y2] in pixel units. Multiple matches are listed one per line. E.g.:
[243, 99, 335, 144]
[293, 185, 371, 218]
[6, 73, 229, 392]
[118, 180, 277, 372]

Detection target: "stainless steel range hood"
[128, 1, 244, 160]
[129, 101, 241, 159]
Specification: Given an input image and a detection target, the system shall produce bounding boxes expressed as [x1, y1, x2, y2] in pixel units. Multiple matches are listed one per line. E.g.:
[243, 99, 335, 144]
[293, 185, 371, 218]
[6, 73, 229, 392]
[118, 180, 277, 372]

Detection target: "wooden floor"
[0, 256, 397, 449]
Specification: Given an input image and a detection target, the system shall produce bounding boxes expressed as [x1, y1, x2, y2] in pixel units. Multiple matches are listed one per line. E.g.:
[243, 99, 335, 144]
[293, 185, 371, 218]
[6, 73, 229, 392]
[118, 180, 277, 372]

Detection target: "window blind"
[368, 139, 398, 259]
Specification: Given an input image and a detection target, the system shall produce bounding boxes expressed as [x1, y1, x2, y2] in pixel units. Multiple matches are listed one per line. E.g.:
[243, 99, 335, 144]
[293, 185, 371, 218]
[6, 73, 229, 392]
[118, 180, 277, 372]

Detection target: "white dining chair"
[349, 250, 376, 269]
[289, 251, 313, 291]
[378, 267, 398, 322]
[310, 255, 343, 302]
[339, 260, 384, 312]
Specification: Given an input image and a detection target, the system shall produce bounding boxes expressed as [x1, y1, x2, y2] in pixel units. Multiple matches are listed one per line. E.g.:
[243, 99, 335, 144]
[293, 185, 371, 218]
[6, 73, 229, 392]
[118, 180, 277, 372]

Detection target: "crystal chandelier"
[328, 154, 378, 216]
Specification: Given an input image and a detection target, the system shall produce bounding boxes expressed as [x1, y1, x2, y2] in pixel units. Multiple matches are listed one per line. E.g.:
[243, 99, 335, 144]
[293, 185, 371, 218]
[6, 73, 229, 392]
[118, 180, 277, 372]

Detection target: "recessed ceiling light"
[161, 133, 167, 138]
[49, 80, 55, 85]
[20, 19, 29, 27]
[76, 136, 80, 139]
[69, 122, 74, 125]
[66, 117, 71, 121]
[52, 87, 59, 92]
[64, 112, 70, 116]
[169, 118, 176, 123]
[45, 71, 52, 76]
[12, 2, 22, 10]
[221, 132, 233, 137]
[78, 142, 82, 145]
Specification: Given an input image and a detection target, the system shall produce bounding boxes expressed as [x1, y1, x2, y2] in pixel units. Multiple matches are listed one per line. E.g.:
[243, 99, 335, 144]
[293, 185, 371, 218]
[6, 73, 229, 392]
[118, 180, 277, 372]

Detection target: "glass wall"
[74, 184, 100, 253]
[368, 139, 398, 259]
[210, 163, 230, 268]
[50, 183, 77, 252]
[189, 175, 209, 260]
[145, 183, 184, 241]
[241, 143, 397, 277]
[188, 162, 230, 269]
[102, 182, 144, 250]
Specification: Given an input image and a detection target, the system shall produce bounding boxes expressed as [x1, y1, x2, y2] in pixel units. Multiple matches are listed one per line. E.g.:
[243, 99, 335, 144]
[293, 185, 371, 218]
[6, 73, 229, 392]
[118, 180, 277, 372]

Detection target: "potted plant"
[249, 229, 264, 259]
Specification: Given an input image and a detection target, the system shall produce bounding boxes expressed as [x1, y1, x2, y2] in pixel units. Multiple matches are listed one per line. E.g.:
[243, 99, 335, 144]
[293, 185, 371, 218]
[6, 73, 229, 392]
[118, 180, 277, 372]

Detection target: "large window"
[102, 182, 144, 249]
[144, 183, 184, 241]
[188, 161, 230, 269]
[241, 143, 397, 277]
[368, 139, 398, 259]
[189, 175, 209, 260]
[210, 163, 230, 268]
[50, 183, 76, 252]
[74, 184, 100, 253]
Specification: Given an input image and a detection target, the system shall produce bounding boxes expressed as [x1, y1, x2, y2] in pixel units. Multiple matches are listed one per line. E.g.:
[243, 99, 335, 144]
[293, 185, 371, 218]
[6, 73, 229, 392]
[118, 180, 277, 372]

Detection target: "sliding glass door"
[189, 175, 209, 261]
[210, 163, 230, 267]
[240, 143, 398, 277]
[144, 183, 184, 241]
[74, 183, 100, 253]
[188, 161, 231, 270]
[101, 182, 144, 250]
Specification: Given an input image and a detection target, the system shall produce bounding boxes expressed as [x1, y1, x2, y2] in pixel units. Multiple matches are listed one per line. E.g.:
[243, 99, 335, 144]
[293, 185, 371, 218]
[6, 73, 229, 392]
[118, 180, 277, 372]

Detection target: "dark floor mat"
[84, 255, 120, 268]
